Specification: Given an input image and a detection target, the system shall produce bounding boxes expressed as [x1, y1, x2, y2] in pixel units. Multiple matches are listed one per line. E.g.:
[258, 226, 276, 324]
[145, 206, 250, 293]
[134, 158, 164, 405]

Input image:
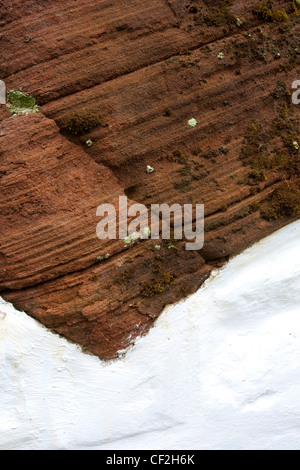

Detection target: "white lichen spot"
[188, 118, 197, 128]
[218, 52, 225, 60]
[168, 243, 176, 250]
[96, 253, 110, 261]
[293, 141, 299, 150]
[86, 139, 93, 147]
[143, 227, 151, 237]
[130, 232, 141, 242]
[146, 165, 154, 174]
[124, 230, 146, 246]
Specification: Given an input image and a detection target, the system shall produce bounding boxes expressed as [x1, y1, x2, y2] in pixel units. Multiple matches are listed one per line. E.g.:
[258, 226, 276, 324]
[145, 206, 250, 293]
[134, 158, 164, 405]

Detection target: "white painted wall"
[0, 220, 299, 450]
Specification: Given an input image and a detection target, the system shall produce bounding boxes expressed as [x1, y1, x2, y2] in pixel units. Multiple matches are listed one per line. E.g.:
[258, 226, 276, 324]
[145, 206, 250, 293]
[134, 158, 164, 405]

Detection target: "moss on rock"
[6, 90, 39, 115]
[261, 184, 300, 220]
[64, 112, 101, 135]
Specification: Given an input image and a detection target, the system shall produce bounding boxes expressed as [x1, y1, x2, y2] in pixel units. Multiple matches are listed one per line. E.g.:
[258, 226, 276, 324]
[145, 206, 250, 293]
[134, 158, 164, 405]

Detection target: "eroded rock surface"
[0, 0, 299, 358]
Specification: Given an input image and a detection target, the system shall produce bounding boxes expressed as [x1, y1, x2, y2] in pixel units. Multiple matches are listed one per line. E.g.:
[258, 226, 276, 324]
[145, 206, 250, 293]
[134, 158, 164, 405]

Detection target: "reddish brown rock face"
[0, 0, 299, 359]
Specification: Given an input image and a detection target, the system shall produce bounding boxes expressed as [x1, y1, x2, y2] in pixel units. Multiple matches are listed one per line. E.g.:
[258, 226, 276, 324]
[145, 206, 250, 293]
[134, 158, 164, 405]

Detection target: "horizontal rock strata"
[0, 0, 299, 358]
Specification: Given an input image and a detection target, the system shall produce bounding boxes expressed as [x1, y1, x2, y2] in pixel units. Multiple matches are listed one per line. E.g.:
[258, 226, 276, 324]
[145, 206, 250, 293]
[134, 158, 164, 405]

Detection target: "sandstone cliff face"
[1, 220, 300, 450]
[0, 0, 299, 359]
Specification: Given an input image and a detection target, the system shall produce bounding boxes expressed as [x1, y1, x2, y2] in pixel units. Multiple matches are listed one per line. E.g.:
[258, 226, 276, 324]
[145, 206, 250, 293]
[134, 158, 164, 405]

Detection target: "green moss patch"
[197, 1, 241, 34]
[64, 112, 101, 135]
[6, 90, 39, 115]
[240, 100, 300, 177]
[141, 272, 178, 298]
[162, 149, 187, 164]
[248, 169, 266, 182]
[253, 1, 289, 23]
[173, 177, 194, 193]
[261, 184, 300, 220]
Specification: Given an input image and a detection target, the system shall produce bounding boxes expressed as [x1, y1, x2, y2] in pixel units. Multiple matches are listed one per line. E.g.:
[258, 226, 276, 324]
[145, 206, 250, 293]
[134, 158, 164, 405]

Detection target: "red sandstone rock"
[0, 0, 299, 359]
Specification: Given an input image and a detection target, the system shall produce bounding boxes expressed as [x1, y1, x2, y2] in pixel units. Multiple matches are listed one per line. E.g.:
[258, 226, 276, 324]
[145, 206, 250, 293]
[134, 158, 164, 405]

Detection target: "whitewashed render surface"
[0, 220, 299, 450]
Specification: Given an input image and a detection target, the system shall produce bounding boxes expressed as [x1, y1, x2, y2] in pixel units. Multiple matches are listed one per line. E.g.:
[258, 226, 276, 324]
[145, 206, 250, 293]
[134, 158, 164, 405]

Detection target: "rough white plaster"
[0, 220, 299, 450]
